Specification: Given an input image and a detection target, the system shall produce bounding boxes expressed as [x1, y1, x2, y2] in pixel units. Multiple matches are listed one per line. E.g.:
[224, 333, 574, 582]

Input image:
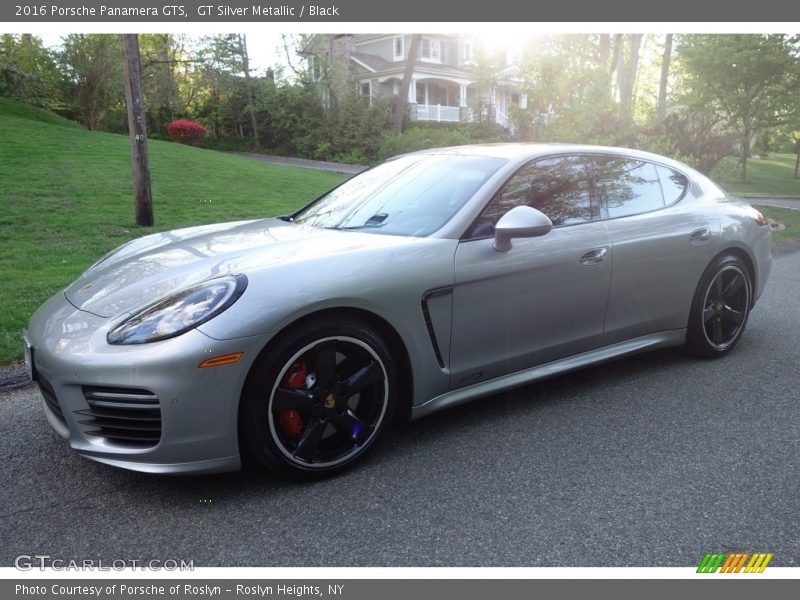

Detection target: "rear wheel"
[241, 317, 396, 480]
[685, 254, 752, 358]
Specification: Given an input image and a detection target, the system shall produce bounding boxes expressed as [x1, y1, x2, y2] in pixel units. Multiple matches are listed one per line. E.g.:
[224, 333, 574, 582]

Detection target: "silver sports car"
[24, 144, 772, 479]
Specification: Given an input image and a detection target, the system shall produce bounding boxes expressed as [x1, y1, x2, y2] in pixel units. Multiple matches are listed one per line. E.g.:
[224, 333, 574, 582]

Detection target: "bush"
[640, 110, 735, 175]
[167, 118, 207, 145]
[378, 127, 471, 160]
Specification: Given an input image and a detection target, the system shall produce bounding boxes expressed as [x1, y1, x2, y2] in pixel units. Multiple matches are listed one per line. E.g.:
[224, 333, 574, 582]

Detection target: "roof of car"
[409, 143, 688, 168]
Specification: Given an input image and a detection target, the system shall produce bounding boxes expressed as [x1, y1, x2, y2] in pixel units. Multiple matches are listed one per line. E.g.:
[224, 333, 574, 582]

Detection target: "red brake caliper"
[277, 359, 307, 439]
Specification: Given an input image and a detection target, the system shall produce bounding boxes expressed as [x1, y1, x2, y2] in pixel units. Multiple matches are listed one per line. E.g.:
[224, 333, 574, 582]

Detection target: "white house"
[301, 34, 526, 130]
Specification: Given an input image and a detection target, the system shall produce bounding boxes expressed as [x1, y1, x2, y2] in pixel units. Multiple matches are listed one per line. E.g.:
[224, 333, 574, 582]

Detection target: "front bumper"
[26, 292, 272, 474]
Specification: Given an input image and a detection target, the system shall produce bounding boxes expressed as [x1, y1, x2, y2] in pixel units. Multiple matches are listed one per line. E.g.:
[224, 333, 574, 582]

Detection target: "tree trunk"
[394, 34, 422, 134]
[657, 34, 673, 121]
[598, 34, 611, 66]
[239, 34, 261, 152]
[740, 124, 751, 183]
[794, 148, 799, 178]
[617, 34, 642, 123]
[121, 34, 154, 227]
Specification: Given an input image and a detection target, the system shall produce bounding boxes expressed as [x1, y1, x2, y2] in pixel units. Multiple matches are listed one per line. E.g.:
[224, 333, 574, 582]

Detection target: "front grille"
[38, 377, 65, 425]
[75, 386, 161, 447]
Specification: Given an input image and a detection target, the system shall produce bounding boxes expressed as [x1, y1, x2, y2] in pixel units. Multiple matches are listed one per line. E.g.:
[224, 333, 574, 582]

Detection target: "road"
[743, 196, 800, 211]
[236, 153, 366, 175]
[1, 252, 799, 568]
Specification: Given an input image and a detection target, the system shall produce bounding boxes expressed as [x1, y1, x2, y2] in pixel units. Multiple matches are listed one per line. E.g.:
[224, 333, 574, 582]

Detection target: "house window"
[393, 36, 404, 60]
[360, 82, 371, 98]
[420, 38, 441, 61]
[463, 40, 473, 62]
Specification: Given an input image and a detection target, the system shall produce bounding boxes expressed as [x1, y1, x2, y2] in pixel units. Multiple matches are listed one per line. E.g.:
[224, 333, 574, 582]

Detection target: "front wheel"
[241, 317, 397, 480]
[685, 254, 752, 358]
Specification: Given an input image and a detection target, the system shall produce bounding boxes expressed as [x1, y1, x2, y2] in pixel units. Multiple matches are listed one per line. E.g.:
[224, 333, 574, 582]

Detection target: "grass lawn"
[755, 205, 800, 246]
[0, 101, 346, 364]
[713, 153, 800, 197]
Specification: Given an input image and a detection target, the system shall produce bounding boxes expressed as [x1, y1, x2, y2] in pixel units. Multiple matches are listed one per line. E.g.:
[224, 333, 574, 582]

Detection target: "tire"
[241, 316, 397, 480]
[685, 254, 752, 358]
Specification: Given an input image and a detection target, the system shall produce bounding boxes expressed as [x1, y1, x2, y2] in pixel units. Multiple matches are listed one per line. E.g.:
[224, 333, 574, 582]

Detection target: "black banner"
[4, 579, 800, 600]
[3, 0, 800, 22]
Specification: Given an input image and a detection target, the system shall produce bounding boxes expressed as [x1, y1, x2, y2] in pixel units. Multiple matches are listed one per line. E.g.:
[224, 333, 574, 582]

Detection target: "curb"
[0, 364, 33, 392]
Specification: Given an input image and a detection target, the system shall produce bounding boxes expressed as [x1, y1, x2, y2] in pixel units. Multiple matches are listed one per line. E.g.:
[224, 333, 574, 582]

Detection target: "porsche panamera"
[24, 144, 772, 479]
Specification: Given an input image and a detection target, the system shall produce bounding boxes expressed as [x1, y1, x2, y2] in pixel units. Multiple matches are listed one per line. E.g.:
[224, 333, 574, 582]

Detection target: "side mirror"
[493, 206, 553, 252]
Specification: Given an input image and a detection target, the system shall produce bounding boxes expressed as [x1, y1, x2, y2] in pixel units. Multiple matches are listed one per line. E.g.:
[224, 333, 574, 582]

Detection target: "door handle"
[579, 247, 607, 266]
[690, 227, 711, 244]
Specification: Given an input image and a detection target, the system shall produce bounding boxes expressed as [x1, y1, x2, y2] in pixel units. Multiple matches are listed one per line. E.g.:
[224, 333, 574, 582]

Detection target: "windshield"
[292, 153, 506, 236]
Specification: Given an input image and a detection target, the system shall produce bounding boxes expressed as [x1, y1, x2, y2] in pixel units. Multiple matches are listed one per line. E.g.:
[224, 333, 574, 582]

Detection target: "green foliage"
[377, 121, 506, 160]
[57, 34, 126, 131]
[677, 34, 800, 181]
[538, 107, 638, 147]
[0, 100, 345, 363]
[309, 91, 393, 163]
[138, 34, 186, 135]
[378, 127, 472, 160]
[256, 78, 325, 156]
[640, 110, 736, 174]
[0, 34, 61, 106]
[520, 35, 615, 123]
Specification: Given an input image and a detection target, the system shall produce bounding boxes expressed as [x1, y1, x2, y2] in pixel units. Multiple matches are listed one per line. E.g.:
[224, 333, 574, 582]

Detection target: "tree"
[679, 34, 800, 182]
[657, 34, 673, 121]
[194, 35, 260, 148]
[138, 34, 185, 134]
[615, 34, 643, 123]
[232, 34, 260, 152]
[58, 34, 124, 130]
[0, 34, 60, 105]
[519, 35, 624, 142]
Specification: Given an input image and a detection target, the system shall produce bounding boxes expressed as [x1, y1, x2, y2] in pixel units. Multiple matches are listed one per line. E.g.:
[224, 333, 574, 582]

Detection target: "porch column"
[408, 78, 416, 103]
[459, 83, 467, 107]
[520, 93, 528, 109]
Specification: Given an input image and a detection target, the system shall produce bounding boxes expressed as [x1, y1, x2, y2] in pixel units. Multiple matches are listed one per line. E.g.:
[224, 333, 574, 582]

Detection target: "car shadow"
[84, 346, 697, 500]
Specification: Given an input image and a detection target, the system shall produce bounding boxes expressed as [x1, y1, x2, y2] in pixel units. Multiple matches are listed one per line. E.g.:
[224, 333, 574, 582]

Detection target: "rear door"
[593, 155, 720, 344]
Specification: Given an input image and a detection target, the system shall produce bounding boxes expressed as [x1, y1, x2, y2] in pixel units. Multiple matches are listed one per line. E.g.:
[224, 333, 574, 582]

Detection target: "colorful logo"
[697, 552, 773, 573]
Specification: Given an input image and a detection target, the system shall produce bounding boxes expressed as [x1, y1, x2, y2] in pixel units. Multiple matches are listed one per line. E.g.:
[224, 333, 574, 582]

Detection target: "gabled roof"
[350, 52, 393, 73]
[350, 57, 474, 79]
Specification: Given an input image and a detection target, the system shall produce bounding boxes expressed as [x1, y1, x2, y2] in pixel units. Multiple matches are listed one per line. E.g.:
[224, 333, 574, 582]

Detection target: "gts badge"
[459, 371, 484, 385]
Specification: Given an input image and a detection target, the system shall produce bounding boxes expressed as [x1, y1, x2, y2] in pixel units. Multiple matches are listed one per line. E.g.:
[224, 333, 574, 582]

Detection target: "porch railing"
[415, 104, 461, 123]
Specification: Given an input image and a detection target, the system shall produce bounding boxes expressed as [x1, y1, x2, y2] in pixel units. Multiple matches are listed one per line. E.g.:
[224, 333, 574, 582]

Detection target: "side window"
[595, 157, 665, 219]
[469, 155, 595, 237]
[657, 165, 689, 204]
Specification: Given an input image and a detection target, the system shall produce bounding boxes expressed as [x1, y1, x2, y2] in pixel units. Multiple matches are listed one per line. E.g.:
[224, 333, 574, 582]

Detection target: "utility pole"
[122, 34, 154, 227]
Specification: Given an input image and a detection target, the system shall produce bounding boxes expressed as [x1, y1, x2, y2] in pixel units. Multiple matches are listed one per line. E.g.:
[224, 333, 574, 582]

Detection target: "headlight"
[107, 275, 248, 345]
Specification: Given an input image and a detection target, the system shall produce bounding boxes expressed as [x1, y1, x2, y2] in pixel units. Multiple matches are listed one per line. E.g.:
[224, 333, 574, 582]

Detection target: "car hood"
[64, 218, 422, 318]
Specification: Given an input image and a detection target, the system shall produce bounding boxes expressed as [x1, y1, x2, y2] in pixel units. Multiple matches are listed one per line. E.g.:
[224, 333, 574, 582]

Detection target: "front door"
[449, 155, 613, 388]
